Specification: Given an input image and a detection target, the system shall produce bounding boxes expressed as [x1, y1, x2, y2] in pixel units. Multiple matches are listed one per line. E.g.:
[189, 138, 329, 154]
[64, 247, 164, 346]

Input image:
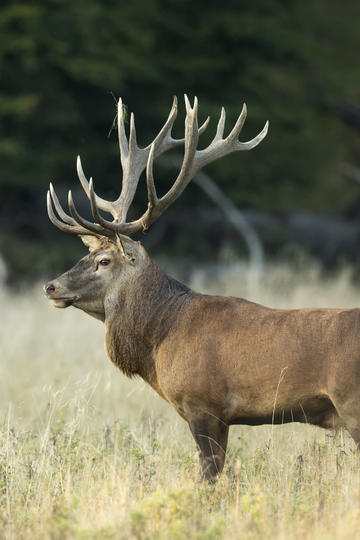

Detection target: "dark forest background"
[1, 0, 360, 281]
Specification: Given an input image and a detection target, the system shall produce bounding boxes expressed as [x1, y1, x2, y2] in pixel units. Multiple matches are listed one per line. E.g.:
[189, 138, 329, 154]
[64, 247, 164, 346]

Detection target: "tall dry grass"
[1, 260, 360, 539]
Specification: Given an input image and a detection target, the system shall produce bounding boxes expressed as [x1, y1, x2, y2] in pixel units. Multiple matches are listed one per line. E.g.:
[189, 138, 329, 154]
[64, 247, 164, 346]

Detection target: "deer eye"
[99, 258, 111, 266]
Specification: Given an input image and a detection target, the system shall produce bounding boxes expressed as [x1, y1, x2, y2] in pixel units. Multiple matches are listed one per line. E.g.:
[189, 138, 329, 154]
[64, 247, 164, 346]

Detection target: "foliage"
[1, 1, 360, 276]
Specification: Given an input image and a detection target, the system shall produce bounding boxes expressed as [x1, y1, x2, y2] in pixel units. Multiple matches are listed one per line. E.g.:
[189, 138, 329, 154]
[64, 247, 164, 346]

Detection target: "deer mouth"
[50, 296, 79, 308]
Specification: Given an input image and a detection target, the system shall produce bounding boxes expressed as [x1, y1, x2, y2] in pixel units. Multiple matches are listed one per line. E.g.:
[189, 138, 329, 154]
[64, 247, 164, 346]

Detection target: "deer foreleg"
[188, 415, 229, 482]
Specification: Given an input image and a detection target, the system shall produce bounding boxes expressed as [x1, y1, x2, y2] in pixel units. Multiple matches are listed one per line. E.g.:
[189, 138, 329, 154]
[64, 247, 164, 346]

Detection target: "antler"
[47, 95, 268, 238]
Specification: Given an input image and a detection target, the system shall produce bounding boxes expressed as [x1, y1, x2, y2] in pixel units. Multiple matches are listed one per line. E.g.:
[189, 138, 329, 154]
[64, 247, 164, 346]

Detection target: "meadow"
[2, 258, 360, 539]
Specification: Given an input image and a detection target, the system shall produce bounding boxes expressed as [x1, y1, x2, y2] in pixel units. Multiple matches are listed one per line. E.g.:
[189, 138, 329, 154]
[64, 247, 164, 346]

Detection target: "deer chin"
[50, 296, 79, 308]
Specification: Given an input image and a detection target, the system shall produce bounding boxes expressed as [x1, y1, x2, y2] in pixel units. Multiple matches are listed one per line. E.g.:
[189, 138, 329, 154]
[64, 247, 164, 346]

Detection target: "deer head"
[44, 95, 268, 320]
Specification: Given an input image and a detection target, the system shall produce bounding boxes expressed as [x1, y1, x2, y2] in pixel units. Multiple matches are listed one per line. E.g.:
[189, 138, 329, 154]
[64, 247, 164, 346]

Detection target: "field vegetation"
[2, 259, 360, 539]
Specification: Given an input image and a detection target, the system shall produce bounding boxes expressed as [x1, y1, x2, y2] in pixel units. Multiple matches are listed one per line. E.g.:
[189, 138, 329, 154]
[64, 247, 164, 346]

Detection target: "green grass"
[2, 260, 360, 539]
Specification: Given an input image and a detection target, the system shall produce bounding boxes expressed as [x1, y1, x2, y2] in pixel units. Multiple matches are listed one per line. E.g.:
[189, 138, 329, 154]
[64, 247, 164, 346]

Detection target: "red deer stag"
[45, 96, 358, 482]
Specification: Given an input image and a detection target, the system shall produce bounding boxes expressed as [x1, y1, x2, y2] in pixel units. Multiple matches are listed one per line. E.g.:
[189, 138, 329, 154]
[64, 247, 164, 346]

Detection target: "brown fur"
[105, 260, 192, 381]
[45, 238, 360, 481]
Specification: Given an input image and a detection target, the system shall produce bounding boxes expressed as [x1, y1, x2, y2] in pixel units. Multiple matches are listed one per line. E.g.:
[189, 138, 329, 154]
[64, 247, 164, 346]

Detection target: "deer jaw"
[44, 236, 147, 321]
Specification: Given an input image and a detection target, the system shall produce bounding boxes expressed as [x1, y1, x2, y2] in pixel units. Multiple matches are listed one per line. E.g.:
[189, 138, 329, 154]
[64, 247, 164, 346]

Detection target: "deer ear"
[80, 235, 102, 252]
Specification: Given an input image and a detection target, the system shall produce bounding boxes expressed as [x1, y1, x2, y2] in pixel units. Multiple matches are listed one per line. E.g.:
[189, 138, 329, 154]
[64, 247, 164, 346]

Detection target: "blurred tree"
[1, 0, 360, 277]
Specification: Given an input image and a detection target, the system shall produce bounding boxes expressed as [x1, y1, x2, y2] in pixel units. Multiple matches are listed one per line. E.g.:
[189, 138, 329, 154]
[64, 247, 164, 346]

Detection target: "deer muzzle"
[44, 282, 79, 308]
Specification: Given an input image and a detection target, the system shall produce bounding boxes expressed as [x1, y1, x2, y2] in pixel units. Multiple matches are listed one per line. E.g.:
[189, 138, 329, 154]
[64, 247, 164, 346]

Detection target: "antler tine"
[184, 94, 191, 114]
[68, 190, 112, 236]
[146, 143, 159, 210]
[88, 179, 108, 227]
[150, 96, 179, 157]
[109, 99, 150, 223]
[77, 156, 115, 214]
[214, 107, 226, 142]
[117, 97, 129, 159]
[49, 183, 76, 225]
[178, 94, 199, 179]
[228, 103, 247, 141]
[129, 112, 137, 152]
[236, 119, 269, 150]
[47, 190, 98, 236]
[88, 179, 114, 230]
[199, 116, 211, 134]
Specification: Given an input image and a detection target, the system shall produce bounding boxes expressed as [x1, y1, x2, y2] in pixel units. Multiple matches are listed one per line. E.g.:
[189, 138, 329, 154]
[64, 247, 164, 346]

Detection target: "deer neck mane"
[104, 259, 193, 382]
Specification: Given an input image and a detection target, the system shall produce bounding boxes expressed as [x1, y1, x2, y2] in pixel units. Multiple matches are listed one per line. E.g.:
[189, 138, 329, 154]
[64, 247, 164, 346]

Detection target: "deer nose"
[44, 283, 56, 296]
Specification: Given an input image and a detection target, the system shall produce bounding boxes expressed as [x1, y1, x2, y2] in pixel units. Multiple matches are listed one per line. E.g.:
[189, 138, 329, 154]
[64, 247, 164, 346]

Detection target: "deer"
[44, 95, 360, 482]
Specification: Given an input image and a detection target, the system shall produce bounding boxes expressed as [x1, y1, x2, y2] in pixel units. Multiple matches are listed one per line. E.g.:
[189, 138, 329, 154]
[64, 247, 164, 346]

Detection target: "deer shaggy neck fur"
[104, 259, 193, 380]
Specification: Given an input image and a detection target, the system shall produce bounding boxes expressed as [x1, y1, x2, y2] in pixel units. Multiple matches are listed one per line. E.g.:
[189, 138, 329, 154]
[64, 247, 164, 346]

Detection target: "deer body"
[108, 254, 359, 430]
[45, 96, 360, 481]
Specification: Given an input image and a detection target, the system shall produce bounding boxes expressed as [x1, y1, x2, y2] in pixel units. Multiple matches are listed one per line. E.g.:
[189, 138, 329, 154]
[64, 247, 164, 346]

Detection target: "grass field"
[2, 259, 360, 539]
